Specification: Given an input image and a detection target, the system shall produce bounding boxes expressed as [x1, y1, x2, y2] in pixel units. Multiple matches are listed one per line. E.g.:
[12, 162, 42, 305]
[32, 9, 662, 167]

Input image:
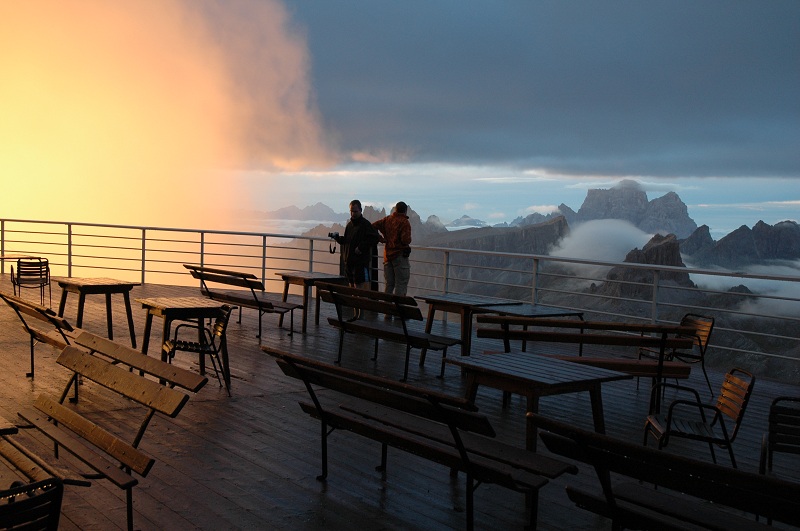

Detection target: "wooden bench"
[183, 264, 302, 338]
[476, 315, 695, 384]
[262, 347, 578, 530]
[531, 413, 800, 530]
[1, 332, 207, 530]
[0, 290, 75, 378]
[317, 282, 461, 381]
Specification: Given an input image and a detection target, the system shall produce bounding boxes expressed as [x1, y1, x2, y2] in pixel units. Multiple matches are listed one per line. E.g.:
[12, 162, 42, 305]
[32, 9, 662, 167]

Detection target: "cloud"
[288, 1, 800, 178]
[0, 0, 333, 227]
[548, 220, 653, 282]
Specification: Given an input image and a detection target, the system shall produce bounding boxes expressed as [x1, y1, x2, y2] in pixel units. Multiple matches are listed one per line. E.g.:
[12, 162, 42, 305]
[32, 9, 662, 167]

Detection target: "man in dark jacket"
[333, 199, 379, 291]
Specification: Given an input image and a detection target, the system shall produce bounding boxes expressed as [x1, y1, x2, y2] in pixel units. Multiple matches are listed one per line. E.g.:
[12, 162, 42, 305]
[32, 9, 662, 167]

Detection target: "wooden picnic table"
[53, 276, 140, 347]
[275, 271, 347, 333]
[136, 297, 231, 389]
[447, 351, 631, 451]
[417, 293, 582, 357]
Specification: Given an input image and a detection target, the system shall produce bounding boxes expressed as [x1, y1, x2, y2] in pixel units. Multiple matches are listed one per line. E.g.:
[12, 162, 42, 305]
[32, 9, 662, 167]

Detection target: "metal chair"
[10, 258, 51, 307]
[639, 313, 715, 397]
[759, 396, 800, 475]
[0, 477, 63, 531]
[643, 367, 755, 468]
[163, 305, 232, 396]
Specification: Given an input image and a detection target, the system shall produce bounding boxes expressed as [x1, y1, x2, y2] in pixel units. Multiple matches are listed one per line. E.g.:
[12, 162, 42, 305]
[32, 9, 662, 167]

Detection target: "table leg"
[105, 293, 114, 340]
[525, 393, 542, 451]
[589, 386, 606, 434]
[57, 289, 69, 317]
[301, 284, 310, 334]
[278, 280, 290, 328]
[419, 304, 437, 365]
[315, 287, 321, 325]
[221, 336, 231, 394]
[123, 291, 137, 348]
[161, 318, 172, 364]
[141, 313, 153, 355]
[464, 374, 480, 403]
[461, 309, 474, 357]
[76, 293, 86, 328]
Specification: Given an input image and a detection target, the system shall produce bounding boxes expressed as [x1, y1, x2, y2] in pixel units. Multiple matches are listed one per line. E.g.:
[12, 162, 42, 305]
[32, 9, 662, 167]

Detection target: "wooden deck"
[1, 278, 798, 530]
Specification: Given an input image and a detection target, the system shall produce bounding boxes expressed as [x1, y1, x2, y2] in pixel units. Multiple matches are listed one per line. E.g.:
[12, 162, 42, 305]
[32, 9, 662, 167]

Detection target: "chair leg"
[707, 442, 717, 464]
[208, 353, 228, 395]
[701, 361, 713, 398]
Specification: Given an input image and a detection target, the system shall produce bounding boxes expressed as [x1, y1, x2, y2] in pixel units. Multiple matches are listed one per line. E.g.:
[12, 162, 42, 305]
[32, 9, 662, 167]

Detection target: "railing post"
[200, 232, 205, 268]
[67, 224, 73, 277]
[531, 257, 540, 304]
[650, 270, 660, 323]
[308, 239, 314, 273]
[140, 229, 146, 284]
[261, 235, 268, 290]
[442, 251, 451, 294]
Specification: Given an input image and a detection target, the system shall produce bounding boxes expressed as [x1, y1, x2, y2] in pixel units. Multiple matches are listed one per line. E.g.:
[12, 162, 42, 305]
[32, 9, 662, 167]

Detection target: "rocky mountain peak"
[575, 182, 697, 238]
[682, 220, 800, 268]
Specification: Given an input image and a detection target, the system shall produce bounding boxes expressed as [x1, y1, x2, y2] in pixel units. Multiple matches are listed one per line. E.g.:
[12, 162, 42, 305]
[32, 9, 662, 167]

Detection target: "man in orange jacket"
[372, 201, 412, 296]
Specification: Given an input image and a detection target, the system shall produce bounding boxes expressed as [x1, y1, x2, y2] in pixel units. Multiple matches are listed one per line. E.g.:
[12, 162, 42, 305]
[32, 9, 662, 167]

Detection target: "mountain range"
[255, 180, 800, 271]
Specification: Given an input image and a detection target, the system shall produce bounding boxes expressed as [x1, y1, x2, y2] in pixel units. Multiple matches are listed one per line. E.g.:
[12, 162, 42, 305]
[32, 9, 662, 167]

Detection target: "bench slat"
[477, 328, 693, 349]
[339, 401, 577, 479]
[57, 346, 190, 418]
[297, 402, 548, 492]
[73, 331, 207, 393]
[16, 409, 140, 490]
[532, 413, 800, 527]
[32, 396, 154, 477]
[0, 436, 90, 486]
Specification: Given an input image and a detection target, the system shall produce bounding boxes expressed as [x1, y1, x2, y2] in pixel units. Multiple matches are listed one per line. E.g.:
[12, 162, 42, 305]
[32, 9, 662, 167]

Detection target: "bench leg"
[126, 486, 134, 531]
[27, 336, 35, 378]
[318, 422, 329, 481]
[526, 489, 539, 530]
[335, 330, 345, 364]
[401, 345, 411, 382]
[466, 474, 475, 531]
[376, 443, 388, 473]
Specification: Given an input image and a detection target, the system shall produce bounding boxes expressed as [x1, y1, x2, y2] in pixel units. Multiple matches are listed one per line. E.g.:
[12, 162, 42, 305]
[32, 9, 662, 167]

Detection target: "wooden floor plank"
[0, 276, 798, 530]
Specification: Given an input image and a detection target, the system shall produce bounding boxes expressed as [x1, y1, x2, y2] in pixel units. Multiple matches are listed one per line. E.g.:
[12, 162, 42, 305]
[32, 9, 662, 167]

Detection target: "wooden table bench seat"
[263, 347, 577, 531]
[531, 413, 800, 530]
[1, 333, 207, 530]
[0, 290, 76, 378]
[476, 316, 696, 412]
[183, 264, 302, 337]
[317, 282, 461, 381]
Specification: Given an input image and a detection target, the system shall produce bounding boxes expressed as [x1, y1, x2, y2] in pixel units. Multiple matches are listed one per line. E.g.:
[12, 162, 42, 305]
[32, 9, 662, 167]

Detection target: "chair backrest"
[14, 258, 50, 283]
[212, 305, 233, 340]
[715, 368, 755, 441]
[0, 478, 63, 531]
[765, 396, 800, 468]
[679, 313, 714, 355]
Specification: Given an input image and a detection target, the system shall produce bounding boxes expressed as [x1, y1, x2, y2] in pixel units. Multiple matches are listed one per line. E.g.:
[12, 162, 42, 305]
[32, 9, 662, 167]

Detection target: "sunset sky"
[1, 1, 798, 238]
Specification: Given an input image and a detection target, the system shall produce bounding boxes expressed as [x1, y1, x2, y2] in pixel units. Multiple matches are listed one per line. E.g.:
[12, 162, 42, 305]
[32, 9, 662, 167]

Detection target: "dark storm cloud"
[285, 0, 799, 177]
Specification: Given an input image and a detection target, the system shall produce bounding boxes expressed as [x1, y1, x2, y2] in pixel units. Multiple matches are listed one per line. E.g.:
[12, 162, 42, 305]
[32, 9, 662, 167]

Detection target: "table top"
[52, 276, 141, 289]
[415, 293, 520, 309]
[135, 297, 225, 311]
[447, 351, 630, 387]
[275, 271, 347, 283]
[0, 253, 36, 260]
[479, 303, 584, 318]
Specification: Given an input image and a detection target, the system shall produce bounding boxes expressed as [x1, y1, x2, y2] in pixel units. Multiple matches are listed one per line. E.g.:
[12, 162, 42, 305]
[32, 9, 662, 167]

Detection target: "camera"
[328, 232, 339, 239]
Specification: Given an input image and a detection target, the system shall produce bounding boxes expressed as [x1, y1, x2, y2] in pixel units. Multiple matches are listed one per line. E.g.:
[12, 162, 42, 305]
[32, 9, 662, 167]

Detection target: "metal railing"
[2, 218, 799, 382]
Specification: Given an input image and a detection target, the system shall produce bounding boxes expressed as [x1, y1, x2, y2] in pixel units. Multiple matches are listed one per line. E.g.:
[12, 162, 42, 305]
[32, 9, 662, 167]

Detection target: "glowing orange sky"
[0, 1, 333, 229]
